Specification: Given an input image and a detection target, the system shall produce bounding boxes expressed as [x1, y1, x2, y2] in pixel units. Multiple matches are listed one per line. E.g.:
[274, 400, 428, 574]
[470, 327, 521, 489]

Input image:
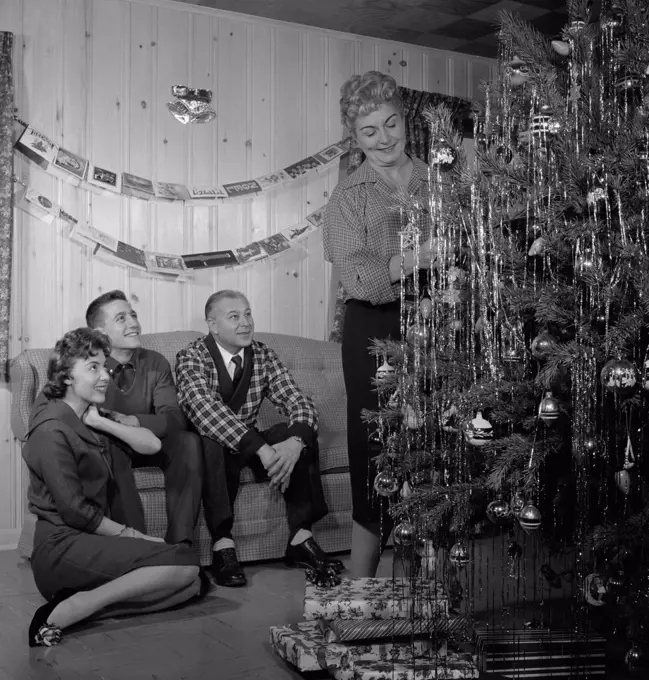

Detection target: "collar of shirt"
[105, 349, 138, 379]
[345, 155, 430, 189]
[214, 342, 245, 379]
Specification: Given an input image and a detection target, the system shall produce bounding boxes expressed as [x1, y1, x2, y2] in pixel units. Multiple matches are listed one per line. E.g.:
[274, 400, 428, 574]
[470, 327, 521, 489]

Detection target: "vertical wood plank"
[125, 0, 156, 330]
[376, 42, 401, 81]
[20, 0, 62, 349]
[185, 12, 218, 332]
[152, 5, 189, 331]
[303, 32, 328, 340]
[470, 58, 491, 102]
[423, 52, 450, 95]
[88, 0, 128, 301]
[248, 22, 273, 332]
[59, 0, 90, 332]
[449, 54, 469, 99]
[214, 17, 248, 296]
[402, 47, 424, 91]
[269, 26, 302, 336]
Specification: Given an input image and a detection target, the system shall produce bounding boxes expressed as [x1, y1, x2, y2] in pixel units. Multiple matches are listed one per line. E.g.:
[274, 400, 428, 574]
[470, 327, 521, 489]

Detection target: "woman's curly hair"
[340, 70, 404, 134]
[43, 327, 111, 399]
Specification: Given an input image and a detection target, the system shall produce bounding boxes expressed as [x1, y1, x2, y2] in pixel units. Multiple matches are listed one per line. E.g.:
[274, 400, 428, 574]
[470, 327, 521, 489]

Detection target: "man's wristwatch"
[291, 436, 306, 450]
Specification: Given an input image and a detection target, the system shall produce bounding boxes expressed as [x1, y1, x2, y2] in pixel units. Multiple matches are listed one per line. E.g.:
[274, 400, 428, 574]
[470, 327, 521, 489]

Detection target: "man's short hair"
[85, 290, 128, 328]
[204, 290, 248, 320]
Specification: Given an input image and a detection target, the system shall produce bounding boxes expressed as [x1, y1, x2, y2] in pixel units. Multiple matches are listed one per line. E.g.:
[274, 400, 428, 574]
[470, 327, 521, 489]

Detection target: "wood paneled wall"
[0, 0, 493, 544]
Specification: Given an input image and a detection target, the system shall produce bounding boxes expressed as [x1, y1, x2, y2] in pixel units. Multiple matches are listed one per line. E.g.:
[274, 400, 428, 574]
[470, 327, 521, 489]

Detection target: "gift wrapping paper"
[327, 651, 479, 680]
[271, 621, 445, 673]
[474, 628, 606, 678]
[304, 577, 448, 621]
[320, 614, 469, 642]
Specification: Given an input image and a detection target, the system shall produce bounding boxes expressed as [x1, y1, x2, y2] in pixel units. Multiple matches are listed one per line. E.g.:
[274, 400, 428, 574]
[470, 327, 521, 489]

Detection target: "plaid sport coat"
[175, 335, 318, 457]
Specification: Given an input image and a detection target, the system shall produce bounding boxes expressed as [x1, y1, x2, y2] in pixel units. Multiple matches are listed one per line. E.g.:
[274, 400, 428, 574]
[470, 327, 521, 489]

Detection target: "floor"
[0, 544, 610, 680]
[0, 548, 320, 680]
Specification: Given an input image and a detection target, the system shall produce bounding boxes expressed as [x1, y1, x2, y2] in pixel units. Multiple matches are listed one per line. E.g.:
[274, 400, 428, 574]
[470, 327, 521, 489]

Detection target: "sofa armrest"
[10, 355, 37, 442]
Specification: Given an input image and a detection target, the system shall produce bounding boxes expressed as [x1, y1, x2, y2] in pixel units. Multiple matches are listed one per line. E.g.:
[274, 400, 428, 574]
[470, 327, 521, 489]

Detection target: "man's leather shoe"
[285, 537, 344, 573]
[209, 548, 247, 587]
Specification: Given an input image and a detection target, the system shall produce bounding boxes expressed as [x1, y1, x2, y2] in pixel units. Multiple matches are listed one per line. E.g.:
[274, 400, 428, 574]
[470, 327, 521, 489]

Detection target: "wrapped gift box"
[318, 638, 446, 674]
[474, 628, 606, 678]
[270, 621, 327, 672]
[304, 577, 448, 621]
[320, 614, 469, 642]
[328, 651, 478, 680]
[270, 620, 446, 673]
[270, 621, 446, 672]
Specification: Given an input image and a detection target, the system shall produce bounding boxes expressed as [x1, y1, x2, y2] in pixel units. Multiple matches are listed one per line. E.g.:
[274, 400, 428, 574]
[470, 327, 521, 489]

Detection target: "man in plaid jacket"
[175, 290, 344, 587]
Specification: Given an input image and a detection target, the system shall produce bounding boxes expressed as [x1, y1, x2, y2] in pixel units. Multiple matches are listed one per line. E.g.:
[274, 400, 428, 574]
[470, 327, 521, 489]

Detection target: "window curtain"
[0, 32, 14, 379]
[328, 86, 472, 342]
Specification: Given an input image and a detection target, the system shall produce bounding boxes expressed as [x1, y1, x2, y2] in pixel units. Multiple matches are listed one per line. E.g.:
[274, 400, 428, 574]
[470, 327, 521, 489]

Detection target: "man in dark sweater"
[85, 290, 212, 548]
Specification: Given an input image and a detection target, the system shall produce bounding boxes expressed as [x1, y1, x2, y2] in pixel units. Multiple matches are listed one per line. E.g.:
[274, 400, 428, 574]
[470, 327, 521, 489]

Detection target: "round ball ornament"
[430, 139, 458, 172]
[600, 358, 639, 396]
[538, 392, 560, 424]
[449, 541, 470, 568]
[487, 495, 514, 525]
[406, 324, 431, 349]
[518, 500, 542, 533]
[393, 521, 416, 547]
[419, 297, 433, 320]
[583, 573, 607, 607]
[375, 358, 396, 385]
[531, 332, 556, 361]
[373, 470, 399, 497]
[615, 468, 632, 495]
[625, 645, 644, 675]
[464, 411, 493, 447]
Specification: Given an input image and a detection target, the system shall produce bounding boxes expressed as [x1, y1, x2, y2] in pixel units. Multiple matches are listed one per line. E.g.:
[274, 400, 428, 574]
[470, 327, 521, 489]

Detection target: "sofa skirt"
[18, 469, 353, 566]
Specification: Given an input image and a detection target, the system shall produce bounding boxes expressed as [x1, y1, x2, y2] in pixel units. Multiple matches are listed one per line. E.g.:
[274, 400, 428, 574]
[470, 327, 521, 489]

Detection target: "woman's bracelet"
[113, 525, 127, 537]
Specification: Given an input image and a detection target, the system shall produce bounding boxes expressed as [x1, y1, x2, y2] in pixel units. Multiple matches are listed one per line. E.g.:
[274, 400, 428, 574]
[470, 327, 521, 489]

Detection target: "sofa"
[10, 331, 352, 566]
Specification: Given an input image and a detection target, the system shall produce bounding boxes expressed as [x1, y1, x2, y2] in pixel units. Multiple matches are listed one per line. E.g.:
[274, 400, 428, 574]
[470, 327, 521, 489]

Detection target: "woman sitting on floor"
[24, 327, 206, 647]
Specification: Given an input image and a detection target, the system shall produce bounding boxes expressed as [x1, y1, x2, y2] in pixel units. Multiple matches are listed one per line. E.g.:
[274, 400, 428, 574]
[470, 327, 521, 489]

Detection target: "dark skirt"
[31, 519, 199, 601]
[341, 298, 401, 531]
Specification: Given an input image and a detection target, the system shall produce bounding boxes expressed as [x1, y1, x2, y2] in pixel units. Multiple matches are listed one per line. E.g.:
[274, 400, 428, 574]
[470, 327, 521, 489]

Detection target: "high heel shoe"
[28, 589, 75, 648]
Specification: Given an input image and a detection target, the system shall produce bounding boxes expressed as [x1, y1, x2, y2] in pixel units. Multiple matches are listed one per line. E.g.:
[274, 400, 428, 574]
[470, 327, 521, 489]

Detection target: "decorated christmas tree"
[368, 0, 649, 671]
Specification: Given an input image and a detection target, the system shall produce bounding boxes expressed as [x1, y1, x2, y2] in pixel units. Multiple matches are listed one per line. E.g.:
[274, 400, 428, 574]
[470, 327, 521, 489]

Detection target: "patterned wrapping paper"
[270, 621, 327, 672]
[304, 577, 449, 621]
[270, 621, 445, 673]
[328, 651, 479, 680]
[474, 628, 607, 678]
[320, 614, 469, 643]
[318, 638, 447, 673]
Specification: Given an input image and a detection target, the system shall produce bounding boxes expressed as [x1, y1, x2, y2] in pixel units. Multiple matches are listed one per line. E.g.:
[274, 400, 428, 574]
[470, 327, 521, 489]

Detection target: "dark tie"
[113, 363, 135, 392]
[231, 355, 243, 388]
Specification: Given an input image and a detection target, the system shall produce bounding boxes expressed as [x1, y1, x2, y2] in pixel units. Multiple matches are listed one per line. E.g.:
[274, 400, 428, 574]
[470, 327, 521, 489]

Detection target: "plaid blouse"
[323, 156, 431, 306]
[175, 336, 318, 457]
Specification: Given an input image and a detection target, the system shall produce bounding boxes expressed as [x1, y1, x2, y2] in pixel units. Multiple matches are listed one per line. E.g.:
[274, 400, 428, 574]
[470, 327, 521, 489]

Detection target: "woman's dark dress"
[23, 393, 198, 601]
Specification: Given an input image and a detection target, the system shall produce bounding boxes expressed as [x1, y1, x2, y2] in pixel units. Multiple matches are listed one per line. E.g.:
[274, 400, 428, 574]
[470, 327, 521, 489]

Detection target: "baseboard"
[0, 529, 20, 551]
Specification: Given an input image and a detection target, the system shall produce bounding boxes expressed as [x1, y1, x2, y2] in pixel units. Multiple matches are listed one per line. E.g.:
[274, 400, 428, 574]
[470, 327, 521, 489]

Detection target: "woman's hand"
[82, 405, 105, 430]
[121, 526, 165, 542]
